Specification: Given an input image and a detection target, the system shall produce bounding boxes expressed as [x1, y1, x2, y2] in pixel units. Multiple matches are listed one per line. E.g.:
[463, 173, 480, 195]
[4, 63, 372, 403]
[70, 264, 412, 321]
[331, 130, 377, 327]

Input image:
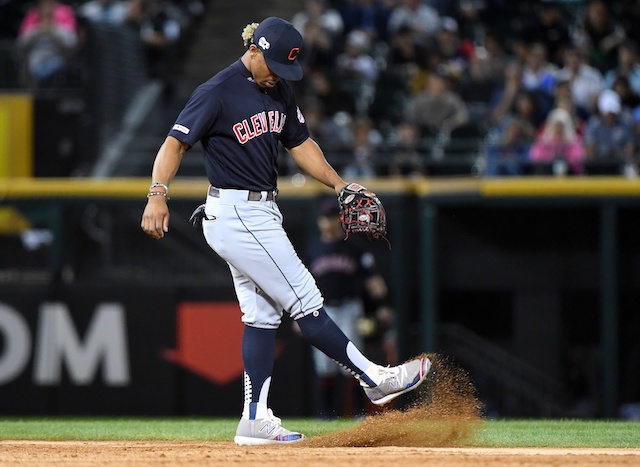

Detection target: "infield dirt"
[2, 441, 640, 466]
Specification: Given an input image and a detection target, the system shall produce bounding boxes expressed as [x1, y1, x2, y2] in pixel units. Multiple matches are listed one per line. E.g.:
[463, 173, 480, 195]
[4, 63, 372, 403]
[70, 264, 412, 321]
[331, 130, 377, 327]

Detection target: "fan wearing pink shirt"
[17, 0, 78, 85]
[529, 108, 586, 174]
[19, 0, 76, 35]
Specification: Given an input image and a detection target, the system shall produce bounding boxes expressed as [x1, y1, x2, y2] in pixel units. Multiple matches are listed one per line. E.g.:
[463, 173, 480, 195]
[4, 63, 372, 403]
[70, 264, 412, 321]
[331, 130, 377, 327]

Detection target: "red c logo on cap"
[288, 47, 300, 61]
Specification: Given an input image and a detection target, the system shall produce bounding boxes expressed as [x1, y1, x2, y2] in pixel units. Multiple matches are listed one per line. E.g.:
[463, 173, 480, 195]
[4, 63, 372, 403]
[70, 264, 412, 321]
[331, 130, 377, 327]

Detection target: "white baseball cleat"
[234, 408, 306, 446]
[362, 357, 431, 406]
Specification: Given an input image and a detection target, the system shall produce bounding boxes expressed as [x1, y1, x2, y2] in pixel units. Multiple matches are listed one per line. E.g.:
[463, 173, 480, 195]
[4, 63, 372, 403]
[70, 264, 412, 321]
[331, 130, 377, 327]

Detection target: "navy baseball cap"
[253, 17, 303, 81]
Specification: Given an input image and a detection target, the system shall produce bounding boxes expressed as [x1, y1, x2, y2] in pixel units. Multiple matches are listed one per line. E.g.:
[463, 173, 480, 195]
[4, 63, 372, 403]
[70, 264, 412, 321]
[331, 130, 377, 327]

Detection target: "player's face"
[249, 46, 280, 89]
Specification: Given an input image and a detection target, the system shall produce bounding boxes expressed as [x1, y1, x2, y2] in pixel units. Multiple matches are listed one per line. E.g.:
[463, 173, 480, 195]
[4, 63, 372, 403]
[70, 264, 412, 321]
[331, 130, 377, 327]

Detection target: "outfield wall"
[1, 177, 640, 418]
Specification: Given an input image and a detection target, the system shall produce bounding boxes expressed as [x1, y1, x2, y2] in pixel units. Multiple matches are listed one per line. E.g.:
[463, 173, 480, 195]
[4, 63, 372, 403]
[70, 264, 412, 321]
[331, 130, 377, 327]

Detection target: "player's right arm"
[287, 137, 348, 195]
[141, 136, 188, 239]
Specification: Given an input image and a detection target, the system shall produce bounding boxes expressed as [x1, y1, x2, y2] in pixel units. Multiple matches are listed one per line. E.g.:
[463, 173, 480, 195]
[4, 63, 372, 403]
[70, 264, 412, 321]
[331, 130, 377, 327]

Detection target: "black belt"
[208, 186, 277, 201]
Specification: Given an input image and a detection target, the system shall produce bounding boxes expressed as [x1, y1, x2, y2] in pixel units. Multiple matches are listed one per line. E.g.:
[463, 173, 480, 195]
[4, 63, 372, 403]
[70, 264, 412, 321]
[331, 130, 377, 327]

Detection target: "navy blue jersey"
[167, 60, 310, 191]
[305, 238, 377, 304]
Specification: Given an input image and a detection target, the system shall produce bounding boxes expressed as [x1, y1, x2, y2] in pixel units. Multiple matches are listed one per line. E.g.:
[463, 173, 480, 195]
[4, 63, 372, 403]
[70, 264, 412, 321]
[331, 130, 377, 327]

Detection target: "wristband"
[150, 182, 169, 192]
[147, 191, 170, 200]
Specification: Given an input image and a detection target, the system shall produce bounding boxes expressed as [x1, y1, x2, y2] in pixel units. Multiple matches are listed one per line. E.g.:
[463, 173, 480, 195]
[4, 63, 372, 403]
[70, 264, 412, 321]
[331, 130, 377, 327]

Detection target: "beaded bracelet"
[147, 191, 170, 200]
[150, 182, 169, 192]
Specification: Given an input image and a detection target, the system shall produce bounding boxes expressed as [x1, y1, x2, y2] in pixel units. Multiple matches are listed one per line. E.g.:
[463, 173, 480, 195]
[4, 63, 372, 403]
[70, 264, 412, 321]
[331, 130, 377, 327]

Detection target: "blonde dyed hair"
[242, 22, 260, 47]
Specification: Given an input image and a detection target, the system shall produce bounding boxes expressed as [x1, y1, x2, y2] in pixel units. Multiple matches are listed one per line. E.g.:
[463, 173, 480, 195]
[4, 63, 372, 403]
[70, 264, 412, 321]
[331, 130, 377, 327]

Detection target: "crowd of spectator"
[289, 0, 640, 178]
[7, 0, 204, 94]
[5, 0, 640, 178]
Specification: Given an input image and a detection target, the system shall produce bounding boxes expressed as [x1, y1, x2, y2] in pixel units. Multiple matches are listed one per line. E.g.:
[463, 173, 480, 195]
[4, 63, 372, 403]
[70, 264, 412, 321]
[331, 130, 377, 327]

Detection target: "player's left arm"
[287, 137, 348, 195]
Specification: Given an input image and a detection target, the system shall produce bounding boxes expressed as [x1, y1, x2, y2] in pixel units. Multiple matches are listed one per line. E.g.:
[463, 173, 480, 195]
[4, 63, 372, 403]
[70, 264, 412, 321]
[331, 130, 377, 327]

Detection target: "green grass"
[0, 418, 639, 448]
[472, 419, 640, 448]
[0, 417, 358, 442]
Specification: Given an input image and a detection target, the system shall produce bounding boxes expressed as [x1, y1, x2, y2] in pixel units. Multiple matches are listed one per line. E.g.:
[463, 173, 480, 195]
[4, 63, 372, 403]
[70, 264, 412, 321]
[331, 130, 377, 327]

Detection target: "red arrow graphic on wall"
[163, 302, 282, 385]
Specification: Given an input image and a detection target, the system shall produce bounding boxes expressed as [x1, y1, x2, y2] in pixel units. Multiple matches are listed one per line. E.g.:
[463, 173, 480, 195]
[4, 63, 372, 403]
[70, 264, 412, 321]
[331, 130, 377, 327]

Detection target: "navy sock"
[296, 308, 370, 378]
[242, 325, 276, 406]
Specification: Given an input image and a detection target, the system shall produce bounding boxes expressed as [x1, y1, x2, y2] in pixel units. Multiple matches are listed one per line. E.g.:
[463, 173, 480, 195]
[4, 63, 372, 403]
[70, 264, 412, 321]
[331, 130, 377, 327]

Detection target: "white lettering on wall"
[0, 304, 32, 384]
[33, 303, 130, 385]
[0, 302, 130, 386]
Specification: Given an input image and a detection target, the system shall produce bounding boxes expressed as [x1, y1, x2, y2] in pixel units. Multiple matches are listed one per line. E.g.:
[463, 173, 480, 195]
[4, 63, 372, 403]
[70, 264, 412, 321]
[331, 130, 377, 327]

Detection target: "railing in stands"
[439, 322, 571, 417]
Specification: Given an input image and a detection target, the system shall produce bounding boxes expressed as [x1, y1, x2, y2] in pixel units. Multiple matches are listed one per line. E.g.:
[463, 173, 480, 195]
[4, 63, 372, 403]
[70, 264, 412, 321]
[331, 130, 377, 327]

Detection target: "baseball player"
[141, 16, 431, 446]
[305, 198, 394, 419]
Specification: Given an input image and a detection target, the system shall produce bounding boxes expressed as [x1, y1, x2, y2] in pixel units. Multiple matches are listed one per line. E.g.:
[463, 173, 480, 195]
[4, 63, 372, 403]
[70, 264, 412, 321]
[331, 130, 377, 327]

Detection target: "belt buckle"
[247, 190, 276, 201]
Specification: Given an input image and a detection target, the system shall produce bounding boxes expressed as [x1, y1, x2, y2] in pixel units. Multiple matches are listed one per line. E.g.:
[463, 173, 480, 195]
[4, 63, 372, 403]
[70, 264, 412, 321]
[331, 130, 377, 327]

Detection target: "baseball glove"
[338, 183, 388, 242]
